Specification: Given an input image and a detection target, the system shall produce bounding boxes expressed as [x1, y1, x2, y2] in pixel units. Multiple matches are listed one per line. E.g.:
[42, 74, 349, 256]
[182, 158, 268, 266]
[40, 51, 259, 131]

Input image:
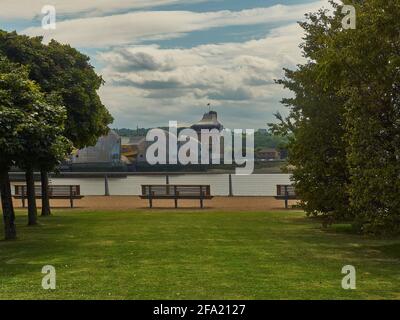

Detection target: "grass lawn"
[0, 209, 399, 300]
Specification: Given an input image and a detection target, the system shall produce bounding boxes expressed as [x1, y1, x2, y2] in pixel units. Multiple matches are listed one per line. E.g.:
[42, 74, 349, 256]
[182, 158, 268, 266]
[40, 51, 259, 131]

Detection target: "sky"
[0, 0, 331, 130]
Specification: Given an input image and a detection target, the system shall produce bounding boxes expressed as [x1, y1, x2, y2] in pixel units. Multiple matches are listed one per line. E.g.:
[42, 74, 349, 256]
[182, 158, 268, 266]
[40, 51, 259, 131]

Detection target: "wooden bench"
[274, 184, 298, 209]
[14, 185, 84, 208]
[140, 185, 213, 209]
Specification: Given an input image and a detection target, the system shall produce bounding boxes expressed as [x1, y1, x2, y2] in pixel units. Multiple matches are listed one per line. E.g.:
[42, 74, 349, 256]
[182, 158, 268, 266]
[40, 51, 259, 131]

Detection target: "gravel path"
[13, 196, 299, 211]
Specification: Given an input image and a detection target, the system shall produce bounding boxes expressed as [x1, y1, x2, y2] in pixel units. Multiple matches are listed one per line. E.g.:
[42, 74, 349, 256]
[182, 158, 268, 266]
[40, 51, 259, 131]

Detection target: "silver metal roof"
[191, 111, 223, 131]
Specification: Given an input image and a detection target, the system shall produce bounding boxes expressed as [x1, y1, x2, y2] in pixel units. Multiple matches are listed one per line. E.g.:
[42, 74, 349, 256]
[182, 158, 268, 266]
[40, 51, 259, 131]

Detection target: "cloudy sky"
[1, 0, 330, 129]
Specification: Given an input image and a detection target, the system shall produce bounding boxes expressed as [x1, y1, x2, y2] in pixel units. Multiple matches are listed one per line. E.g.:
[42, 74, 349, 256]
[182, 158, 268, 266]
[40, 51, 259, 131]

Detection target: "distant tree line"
[0, 30, 112, 240]
[270, 0, 400, 235]
[115, 127, 288, 151]
[253, 132, 288, 151]
[114, 128, 149, 137]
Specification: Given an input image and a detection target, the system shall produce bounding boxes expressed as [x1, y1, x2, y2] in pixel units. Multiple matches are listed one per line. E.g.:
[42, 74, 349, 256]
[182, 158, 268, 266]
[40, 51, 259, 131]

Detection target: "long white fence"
[10, 174, 292, 196]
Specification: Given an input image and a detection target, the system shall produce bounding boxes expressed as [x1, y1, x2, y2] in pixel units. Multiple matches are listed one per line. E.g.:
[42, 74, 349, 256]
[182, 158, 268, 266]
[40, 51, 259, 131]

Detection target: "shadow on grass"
[137, 207, 213, 210]
[0, 213, 91, 280]
[1, 209, 399, 299]
[372, 243, 400, 259]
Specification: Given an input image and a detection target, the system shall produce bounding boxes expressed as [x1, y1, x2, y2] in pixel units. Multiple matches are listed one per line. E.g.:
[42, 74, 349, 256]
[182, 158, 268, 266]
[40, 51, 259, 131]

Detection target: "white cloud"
[98, 23, 305, 129]
[0, 0, 207, 19]
[22, 1, 327, 48]
[5, 0, 331, 128]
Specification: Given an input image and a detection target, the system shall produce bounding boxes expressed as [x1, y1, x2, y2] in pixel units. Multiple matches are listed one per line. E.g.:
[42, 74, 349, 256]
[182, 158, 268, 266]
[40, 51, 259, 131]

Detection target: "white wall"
[11, 174, 292, 196]
[169, 174, 230, 196]
[232, 174, 292, 196]
[109, 176, 166, 196]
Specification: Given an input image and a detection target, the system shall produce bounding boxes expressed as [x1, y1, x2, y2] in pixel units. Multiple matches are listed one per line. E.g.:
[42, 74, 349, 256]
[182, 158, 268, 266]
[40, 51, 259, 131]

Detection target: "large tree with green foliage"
[270, 5, 351, 221]
[0, 31, 113, 147]
[0, 58, 32, 232]
[315, 0, 400, 234]
[36, 96, 72, 217]
[0, 56, 71, 227]
[272, 0, 400, 234]
[0, 102, 24, 239]
[0, 30, 113, 215]
[0, 58, 33, 236]
[16, 95, 72, 223]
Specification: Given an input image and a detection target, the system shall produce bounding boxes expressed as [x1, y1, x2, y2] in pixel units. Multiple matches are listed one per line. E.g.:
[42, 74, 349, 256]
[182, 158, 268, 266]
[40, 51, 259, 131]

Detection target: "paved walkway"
[12, 196, 299, 211]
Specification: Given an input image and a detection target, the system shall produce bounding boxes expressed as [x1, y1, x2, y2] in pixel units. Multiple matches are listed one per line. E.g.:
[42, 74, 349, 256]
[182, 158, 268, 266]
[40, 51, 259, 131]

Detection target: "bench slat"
[275, 184, 298, 209]
[14, 185, 83, 208]
[14, 185, 82, 198]
[141, 185, 211, 197]
[276, 185, 296, 197]
[141, 184, 212, 208]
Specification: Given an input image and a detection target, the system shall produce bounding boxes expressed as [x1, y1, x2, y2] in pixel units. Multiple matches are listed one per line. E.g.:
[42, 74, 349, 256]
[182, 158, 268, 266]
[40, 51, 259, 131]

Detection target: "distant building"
[121, 111, 226, 166]
[191, 111, 224, 163]
[71, 130, 121, 164]
[191, 111, 224, 132]
[121, 136, 148, 164]
[256, 148, 280, 161]
[121, 136, 131, 145]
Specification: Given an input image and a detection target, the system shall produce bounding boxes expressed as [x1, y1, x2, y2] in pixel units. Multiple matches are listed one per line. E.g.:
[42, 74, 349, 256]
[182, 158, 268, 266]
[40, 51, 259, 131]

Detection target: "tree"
[314, 0, 400, 234]
[270, 6, 351, 222]
[0, 56, 71, 225]
[0, 30, 113, 215]
[0, 105, 25, 239]
[272, 0, 400, 234]
[0, 57, 33, 238]
[35, 95, 73, 216]
[0, 31, 113, 148]
[16, 98, 72, 222]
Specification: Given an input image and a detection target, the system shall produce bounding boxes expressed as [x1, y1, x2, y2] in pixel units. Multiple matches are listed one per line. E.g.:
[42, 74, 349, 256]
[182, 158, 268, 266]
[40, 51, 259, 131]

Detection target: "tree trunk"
[41, 169, 51, 216]
[25, 168, 37, 225]
[0, 169, 17, 240]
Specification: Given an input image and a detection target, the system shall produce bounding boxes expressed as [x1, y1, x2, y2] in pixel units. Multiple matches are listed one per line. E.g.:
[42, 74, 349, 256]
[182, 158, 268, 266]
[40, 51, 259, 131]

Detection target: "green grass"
[0, 209, 399, 300]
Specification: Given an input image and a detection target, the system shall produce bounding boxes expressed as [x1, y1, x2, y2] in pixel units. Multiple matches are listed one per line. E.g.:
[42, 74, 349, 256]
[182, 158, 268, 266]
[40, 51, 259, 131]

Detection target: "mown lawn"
[0, 209, 399, 300]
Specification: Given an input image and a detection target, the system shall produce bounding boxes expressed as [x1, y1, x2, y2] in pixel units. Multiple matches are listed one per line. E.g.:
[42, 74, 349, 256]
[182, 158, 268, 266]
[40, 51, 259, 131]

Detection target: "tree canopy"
[0, 55, 72, 171]
[0, 30, 113, 149]
[0, 29, 113, 221]
[272, 0, 400, 235]
[0, 55, 72, 226]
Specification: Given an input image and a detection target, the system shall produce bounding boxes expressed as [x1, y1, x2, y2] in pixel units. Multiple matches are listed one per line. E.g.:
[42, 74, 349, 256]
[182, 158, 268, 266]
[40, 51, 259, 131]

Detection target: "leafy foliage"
[0, 58, 34, 170]
[272, 0, 400, 234]
[0, 31, 113, 148]
[330, 0, 400, 235]
[0, 56, 71, 172]
[270, 8, 351, 220]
